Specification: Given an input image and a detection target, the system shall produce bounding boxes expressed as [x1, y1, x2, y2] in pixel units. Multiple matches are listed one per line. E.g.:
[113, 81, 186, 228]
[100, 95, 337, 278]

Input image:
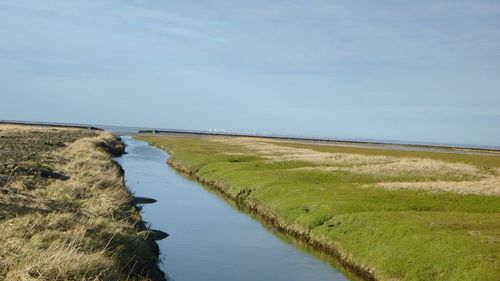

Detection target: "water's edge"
[120, 136, 357, 281]
[166, 158, 374, 281]
[112, 138, 166, 281]
[144, 139, 374, 281]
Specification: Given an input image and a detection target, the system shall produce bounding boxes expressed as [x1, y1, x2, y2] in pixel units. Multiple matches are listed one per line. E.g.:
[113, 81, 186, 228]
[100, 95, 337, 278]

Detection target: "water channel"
[116, 136, 352, 281]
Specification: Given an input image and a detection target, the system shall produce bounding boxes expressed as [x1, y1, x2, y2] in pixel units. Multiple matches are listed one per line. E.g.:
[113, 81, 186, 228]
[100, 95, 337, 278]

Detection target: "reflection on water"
[116, 136, 353, 281]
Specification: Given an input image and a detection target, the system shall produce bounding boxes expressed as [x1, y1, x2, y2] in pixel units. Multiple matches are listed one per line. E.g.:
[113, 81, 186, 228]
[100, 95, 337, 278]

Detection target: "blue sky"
[1, 0, 499, 146]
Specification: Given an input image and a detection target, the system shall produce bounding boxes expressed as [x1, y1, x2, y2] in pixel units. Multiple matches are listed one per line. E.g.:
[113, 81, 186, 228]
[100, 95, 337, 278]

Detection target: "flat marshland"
[0, 125, 163, 280]
[138, 134, 500, 281]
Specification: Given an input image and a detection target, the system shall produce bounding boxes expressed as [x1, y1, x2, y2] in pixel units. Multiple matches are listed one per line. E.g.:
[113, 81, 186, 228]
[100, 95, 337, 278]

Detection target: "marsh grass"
[0, 129, 162, 281]
[211, 137, 499, 195]
[139, 134, 500, 281]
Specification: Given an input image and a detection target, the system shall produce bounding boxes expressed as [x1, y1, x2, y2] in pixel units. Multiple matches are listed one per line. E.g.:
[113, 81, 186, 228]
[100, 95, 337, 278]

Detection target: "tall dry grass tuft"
[0, 129, 163, 280]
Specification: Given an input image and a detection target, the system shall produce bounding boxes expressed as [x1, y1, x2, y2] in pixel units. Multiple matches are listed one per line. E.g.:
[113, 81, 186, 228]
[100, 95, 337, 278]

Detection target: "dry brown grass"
[0, 124, 80, 132]
[1, 213, 123, 281]
[372, 168, 500, 196]
[36, 133, 133, 217]
[0, 129, 162, 280]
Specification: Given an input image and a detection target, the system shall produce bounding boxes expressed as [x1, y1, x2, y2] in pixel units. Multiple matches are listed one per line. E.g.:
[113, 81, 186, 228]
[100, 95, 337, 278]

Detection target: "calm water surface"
[116, 136, 351, 281]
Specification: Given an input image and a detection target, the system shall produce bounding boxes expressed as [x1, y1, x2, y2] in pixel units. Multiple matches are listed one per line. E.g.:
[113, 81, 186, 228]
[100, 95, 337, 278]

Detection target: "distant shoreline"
[139, 130, 500, 156]
[2, 119, 498, 153]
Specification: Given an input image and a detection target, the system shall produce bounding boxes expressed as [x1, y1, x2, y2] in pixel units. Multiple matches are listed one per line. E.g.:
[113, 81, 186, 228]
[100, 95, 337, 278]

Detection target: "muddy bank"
[0, 125, 164, 280]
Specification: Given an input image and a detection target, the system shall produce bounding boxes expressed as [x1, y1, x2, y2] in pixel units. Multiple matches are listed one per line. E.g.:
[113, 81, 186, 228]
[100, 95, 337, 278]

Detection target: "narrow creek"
[115, 136, 352, 281]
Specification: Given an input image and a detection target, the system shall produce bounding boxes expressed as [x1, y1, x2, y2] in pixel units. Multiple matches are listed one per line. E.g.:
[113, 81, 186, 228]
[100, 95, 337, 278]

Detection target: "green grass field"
[137, 135, 500, 281]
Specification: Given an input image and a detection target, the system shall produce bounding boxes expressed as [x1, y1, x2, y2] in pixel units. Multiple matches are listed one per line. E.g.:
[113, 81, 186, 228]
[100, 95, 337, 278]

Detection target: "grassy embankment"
[137, 134, 500, 281]
[0, 125, 163, 281]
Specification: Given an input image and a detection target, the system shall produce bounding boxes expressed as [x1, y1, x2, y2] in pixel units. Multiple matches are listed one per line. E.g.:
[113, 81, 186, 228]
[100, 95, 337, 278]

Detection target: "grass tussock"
[138, 134, 500, 281]
[0, 128, 163, 281]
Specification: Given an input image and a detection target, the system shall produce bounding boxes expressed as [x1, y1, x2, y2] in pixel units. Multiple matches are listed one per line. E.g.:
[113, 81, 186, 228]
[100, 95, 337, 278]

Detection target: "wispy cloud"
[0, 0, 499, 145]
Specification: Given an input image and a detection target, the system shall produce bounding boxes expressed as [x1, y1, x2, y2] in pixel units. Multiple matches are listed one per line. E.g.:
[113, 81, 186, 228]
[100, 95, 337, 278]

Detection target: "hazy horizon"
[1, 1, 499, 146]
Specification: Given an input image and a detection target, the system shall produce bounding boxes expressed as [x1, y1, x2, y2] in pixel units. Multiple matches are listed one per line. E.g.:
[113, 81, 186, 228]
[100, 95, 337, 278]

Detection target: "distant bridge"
[137, 129, 500, 153]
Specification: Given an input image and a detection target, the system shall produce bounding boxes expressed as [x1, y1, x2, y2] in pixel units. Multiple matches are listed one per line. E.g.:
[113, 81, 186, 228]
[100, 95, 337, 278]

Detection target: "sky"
[1, 0, 499, 146]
